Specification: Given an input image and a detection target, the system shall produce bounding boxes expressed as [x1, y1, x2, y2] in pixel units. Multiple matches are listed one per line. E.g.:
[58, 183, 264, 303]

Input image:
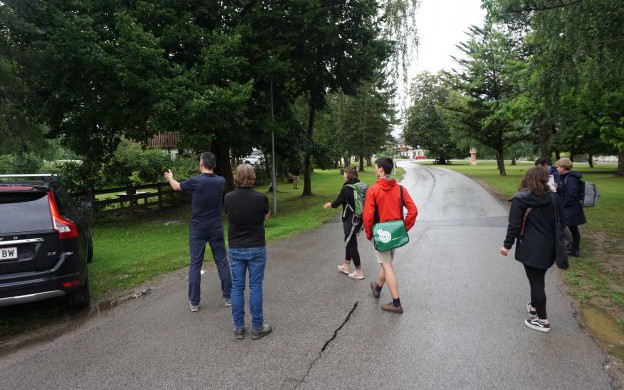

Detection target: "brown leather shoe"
[381, 302, 403, 314]
[370, 282, 380, 299]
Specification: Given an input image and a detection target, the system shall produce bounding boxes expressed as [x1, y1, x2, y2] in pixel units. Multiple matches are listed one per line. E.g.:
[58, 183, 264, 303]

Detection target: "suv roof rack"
[0, 174, 58, 183]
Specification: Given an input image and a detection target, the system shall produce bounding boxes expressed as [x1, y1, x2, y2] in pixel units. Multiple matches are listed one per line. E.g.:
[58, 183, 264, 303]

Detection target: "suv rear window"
[0, 191, 53, 234]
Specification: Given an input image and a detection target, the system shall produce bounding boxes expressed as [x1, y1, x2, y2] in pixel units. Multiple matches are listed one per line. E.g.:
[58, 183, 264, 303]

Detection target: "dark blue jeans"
[188, 226, 231, 305]
[229, 247, 266, 330]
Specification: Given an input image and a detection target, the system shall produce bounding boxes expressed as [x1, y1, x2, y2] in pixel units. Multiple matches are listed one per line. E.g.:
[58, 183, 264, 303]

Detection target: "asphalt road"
[0, 162, 615, 390]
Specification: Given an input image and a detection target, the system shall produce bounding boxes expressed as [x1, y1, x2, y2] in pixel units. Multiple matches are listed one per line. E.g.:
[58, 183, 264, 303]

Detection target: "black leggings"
[524, 265, 547, 319]
[343, 220, 361, 268]
[569, 225, 581, 251]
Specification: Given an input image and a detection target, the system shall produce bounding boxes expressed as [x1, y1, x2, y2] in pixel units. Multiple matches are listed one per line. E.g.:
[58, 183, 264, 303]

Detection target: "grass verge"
[0, 166, 400, 334]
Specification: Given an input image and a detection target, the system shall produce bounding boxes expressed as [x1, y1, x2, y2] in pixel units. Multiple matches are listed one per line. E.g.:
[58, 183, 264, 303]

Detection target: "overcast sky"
[409, 0, 486, 77]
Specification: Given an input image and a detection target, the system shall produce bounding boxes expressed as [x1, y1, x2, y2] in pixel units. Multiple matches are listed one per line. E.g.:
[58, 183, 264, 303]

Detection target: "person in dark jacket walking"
[555, 158, 586, 257]
[500, 166, 564, 333]
[323, 165, 365, 280]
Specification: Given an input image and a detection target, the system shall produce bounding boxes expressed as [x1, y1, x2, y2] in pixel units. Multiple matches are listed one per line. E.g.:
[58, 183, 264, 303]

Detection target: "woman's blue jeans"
[229, 246, 266, 330]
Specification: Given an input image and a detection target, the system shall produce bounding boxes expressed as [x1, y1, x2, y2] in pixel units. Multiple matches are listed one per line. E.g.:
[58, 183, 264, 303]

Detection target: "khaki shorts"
[374, 249, 395, 264]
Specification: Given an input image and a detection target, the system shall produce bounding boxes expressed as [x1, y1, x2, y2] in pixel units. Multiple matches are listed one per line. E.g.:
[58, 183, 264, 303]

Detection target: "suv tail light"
[47, 191, 79, 239]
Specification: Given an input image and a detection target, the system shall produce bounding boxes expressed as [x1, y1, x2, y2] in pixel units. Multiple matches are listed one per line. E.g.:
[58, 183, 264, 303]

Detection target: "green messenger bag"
[372, 219, 409, 252]
[372, 185, 409, 252]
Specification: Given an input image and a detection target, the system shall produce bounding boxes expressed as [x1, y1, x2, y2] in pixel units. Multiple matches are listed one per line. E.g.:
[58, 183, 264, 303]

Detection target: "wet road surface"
[0, 163, 615, 389]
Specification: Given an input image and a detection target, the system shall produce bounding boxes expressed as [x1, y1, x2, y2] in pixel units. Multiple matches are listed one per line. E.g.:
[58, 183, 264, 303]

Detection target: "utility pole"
[271, 79, 277, 215]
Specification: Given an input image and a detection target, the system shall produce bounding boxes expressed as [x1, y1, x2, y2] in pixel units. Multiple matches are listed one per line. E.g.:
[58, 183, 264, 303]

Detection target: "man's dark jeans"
[188, 226, 231, 305]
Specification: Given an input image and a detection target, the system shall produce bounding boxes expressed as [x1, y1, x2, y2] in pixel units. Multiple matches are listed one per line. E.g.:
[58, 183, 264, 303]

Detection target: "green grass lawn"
[436, 161, 624, 331]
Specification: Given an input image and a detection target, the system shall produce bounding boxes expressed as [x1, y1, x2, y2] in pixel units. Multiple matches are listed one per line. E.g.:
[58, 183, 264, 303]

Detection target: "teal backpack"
[346, 182, 368, 218]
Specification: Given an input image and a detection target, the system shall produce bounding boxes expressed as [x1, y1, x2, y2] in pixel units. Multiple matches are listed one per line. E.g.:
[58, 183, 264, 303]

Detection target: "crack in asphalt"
[283, 301, 358, 390]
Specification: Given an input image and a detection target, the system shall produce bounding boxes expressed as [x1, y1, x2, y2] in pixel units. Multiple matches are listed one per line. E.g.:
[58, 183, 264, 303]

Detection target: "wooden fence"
[73, 182, 188, 218]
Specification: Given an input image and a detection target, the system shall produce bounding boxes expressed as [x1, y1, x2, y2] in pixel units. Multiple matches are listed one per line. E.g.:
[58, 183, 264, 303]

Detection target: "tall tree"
[287, 0, 392, 195]
[450, 23, 526, 175]
[404, 72, 462, 164]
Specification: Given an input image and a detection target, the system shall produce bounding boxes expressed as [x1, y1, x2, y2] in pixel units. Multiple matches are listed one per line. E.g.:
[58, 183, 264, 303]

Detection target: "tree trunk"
[366, 153, 372, 167]
[343, 152, 350, 167]
[555, 150, 561, 161]
[617, 150, 624, 176]
[302, 101, 316, 196]
[210, 138, 234, 192]
[588, 153, 594, 168]
[496, 148, 506, 176]
[359, 154, 364, 172]
[538, 131, 550, 158]
[511, 155, 517, 166]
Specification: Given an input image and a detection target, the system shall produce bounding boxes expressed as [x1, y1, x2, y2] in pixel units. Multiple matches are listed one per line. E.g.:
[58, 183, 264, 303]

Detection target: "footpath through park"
[0, 163, 615, 390]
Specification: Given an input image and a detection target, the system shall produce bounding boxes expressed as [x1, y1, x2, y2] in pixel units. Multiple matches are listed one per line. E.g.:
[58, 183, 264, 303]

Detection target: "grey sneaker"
[189, 302, 199, 312]
[224, 298, 232, 307]
[251, 324, 272, 340]
[234, 328, 245, 340]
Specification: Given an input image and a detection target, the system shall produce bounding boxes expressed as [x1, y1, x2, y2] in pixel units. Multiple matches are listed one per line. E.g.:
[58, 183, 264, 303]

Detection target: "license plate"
[0, 247, 17, 261]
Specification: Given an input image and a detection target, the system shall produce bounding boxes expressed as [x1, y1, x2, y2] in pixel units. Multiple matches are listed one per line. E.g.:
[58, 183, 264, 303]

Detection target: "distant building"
[147, 132, 178, 159]
[394, 138, 426, 159]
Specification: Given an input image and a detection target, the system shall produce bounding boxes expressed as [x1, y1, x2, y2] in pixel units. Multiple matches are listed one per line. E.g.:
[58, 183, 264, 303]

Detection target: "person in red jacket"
[362, 157, 417, 314]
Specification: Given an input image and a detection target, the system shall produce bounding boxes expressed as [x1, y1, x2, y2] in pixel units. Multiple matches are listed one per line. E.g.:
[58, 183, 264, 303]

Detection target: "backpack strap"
[399, 185, 404, 220]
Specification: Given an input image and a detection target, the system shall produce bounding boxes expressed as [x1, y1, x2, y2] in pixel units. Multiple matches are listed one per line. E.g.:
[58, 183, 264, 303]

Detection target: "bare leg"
[378, 265, 386, 288]
[381, 262, 399, 299]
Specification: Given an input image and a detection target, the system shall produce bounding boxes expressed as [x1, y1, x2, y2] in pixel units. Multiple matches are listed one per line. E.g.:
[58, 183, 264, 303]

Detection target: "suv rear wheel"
[67, 278, 91, 309]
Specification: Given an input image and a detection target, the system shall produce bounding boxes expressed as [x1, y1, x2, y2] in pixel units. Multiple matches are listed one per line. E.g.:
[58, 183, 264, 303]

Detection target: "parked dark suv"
[0, 174, 92, 309]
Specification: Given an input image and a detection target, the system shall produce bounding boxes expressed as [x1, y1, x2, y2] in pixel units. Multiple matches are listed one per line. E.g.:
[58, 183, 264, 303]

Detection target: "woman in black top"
[323, 165, 364, 280]
[500, 167, 565, 333]
[224, 164, 272, 340]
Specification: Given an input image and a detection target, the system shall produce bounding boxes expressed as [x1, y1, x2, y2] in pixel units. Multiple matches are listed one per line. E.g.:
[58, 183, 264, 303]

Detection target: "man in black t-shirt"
[164, 152, 232, 312]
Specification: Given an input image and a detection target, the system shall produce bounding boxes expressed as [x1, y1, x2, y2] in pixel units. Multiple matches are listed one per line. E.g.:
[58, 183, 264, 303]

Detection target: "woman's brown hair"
[519, 166, 549, 196]
[234, 163, 256, 188]
[343, 165, 359, 182]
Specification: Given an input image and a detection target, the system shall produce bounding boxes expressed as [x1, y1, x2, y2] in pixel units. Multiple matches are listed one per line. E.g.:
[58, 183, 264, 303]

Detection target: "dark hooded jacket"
[503, 189, 563, 269]
[557, 170, 587, 226]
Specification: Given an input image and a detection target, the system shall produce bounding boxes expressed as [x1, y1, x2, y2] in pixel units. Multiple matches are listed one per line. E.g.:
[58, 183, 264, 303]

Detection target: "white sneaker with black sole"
[525, 318, 550, 332]
[190, 302, 199, 312]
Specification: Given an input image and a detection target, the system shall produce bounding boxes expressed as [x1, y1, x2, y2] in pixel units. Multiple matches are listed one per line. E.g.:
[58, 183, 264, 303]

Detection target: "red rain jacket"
[362, 178, 418, 241]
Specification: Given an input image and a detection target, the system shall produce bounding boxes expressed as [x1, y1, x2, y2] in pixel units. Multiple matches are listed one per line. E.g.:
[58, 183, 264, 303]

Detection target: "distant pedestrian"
[555, 158, 586, 257]
[362, 157, 417, 314]
[291, 166, 300, 189]
[224, 164, 272, 340]
[500, 166, 565, 333]
[323, 165, 365, 280]
[164, 152, 232, 312]
[534, 157, 560, 191]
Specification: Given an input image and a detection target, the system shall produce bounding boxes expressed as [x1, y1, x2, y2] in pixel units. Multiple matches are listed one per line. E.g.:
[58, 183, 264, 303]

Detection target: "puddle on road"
[580, 305, 624, 360]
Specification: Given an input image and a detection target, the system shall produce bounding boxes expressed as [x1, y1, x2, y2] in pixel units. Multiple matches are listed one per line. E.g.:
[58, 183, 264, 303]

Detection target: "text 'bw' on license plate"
[0, 247, 18, 261]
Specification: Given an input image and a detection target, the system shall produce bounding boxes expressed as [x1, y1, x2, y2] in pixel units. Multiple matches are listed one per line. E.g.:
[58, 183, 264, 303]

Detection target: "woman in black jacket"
[500, 167, 565, 333]
[555, 158, 586, 257]
[323, 165, 364, 280]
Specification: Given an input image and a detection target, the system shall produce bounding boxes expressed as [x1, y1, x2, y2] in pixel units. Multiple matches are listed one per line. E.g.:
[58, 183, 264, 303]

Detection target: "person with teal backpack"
[324, 165, 367, 280]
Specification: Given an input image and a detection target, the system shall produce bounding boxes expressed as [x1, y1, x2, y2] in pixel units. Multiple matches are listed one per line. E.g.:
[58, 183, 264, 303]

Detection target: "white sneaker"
[190, 302, 199, 312]
[348, 272, 364, 280]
